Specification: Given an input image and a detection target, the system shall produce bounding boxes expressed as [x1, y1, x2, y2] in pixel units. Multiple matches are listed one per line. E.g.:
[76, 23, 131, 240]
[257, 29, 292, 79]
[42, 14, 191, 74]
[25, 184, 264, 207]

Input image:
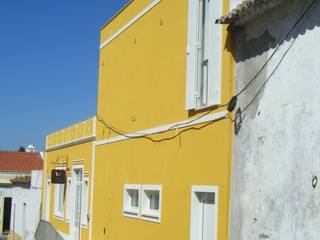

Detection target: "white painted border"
[70, 164, 84, 240]
[96, 111, 228, 146]
[123, 184, 141, 219]
[100, 0, 161, 49]
[190, 185, 219, 240]
[53, 166, 66, 220]
[81, 176, 90, 228]
[141, 185, 162, 223]
[58, 230, 70, 240]
[46, 136, 95, 152]
[65, 176, 72, 222]
[89, 141, 95, 240]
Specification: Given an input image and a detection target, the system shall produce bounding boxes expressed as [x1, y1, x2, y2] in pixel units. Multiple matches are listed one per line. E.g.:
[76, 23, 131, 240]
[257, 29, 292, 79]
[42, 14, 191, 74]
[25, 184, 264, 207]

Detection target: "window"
[54, 183, 65, 219]
[123, 184, 141, 218]
[81, 177, 89, 227]
[65, 177, 72, 221]
[190, 186, 218, 240]
[141, 185, 162, 223]
[186, 0, 223, 110]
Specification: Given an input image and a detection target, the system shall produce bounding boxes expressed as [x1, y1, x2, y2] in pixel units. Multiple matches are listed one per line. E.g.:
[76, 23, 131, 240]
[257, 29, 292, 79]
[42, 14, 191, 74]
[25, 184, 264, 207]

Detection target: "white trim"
[53, 166, 66, 220]
[45, 177, 51, 221]
[141, 185, 162, 223]
[46, 136, 95, 152]
[190, 185, 219, 240]
[96, 111, 227, 146]
[123, 184, 141, 219]
[93, 116, 97, 137]
[81, 176, 90, 228]
[57, 230, 70, 240]
[47, 116, 96, 136]
[100, 0, 161, 49]
[89, 141, 95, 240]
[65, 176, 72, 222]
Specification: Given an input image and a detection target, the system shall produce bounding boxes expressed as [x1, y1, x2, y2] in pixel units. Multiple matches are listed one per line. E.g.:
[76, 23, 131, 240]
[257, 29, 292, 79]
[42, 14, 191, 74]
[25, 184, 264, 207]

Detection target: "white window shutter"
[186, 0, 198, 110]
[207, 0, 223, 106]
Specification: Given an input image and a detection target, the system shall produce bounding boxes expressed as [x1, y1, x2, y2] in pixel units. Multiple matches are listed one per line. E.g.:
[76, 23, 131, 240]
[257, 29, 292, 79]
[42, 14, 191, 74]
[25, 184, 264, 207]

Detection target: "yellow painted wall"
[47, 118, 94, 149]
[44, 140, 93, 240]
[93, 0, 234, 240]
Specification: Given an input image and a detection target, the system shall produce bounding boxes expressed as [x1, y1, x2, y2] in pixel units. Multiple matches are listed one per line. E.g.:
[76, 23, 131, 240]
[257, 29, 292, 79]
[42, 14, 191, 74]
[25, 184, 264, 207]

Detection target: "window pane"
[197, 0, 210, 108]
[150, 193, 159, 210]
[130, 190, 139, 208]
[82, 180, 88, 225]
[58, 184, 64, 213]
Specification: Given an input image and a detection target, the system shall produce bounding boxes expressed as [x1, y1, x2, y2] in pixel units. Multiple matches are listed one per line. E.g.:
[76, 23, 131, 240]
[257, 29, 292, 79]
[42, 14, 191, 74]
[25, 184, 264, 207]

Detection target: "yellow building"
[43, 0, 234, 240]
[43, 117, 96, 240]
[92, 0, 234, 240]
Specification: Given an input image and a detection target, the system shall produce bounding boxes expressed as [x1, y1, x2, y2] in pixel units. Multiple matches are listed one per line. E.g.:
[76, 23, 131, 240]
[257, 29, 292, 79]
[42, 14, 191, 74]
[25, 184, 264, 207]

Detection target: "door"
[190, 187, 218, 240]
[45, 179, 51, 221]
[72, 168, 83, 240]
[201, 193, 215, 240]
[2, 197, 12, 233]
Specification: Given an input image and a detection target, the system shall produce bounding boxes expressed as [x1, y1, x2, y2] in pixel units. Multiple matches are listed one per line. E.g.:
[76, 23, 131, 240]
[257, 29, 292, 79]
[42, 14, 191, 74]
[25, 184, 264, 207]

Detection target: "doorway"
[190, 186, 218, 240]
[72, 168, 83, 240]
[2, 197, 12, 233]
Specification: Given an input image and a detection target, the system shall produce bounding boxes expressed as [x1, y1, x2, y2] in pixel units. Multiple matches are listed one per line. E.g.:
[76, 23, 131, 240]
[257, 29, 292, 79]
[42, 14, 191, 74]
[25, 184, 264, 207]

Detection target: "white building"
[218, 0, 320, 239]
[0, 151, 42, 239]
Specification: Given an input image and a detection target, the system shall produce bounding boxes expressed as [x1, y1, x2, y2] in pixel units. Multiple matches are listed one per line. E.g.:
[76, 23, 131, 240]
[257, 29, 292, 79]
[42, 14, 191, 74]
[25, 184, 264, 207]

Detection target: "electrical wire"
[236, 0, 319, 97]
[97, 110, 228, 143]
[240, 0, 320, 114]
[97, 0, 320, 141]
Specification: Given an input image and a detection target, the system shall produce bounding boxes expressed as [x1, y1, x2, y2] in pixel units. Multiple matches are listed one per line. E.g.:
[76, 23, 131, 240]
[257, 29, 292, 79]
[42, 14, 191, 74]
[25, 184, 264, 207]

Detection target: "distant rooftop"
[0, 151, 43, 172]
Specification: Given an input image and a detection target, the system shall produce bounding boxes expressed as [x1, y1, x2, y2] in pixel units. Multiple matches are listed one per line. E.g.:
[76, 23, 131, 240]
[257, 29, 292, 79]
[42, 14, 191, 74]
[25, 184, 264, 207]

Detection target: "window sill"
[81, 223, 88, 229]
[123, 209, 140, 219]
[141, 210, 160, 223]
[53, 213, 64, 221]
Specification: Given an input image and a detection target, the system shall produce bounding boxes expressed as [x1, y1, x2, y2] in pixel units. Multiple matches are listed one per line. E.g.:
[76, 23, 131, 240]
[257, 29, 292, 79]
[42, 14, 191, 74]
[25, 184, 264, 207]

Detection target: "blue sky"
[0, 0, 128, 151]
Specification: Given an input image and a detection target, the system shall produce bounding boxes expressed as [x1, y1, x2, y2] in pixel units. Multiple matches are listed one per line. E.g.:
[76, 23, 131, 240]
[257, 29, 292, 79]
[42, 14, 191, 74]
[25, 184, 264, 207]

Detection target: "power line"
[97, 0, 320, 140]
[240, 0, 320, 114]
[236, 0, 319, 98]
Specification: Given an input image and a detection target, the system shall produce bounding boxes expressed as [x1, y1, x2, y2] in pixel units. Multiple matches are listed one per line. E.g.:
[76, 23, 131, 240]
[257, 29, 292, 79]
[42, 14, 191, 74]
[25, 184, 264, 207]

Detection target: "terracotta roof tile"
[0, 152, 43, 172]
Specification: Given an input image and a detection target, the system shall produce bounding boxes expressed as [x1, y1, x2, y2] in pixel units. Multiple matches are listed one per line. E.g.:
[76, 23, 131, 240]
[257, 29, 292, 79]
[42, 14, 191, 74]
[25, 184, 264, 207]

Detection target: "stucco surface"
[230, 1, 320, 239]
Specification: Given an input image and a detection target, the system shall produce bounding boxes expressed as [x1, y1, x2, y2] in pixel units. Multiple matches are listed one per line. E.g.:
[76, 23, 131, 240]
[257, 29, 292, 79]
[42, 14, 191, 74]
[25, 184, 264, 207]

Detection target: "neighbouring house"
[0, 151, 42, 239]
[43, 118, 95, 240]
[217, 0, 320, 239]
[42, 0, 235, 240]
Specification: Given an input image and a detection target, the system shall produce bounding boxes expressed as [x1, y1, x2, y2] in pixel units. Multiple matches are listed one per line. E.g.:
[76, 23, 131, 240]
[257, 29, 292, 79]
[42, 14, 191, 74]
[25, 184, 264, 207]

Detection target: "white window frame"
[54, 180, 65, 219]
[141, 185, 162, 223]
[65, 176, 72, 222]
[190, 185, 219, 240]
[123, 184, 141, 219]
[186, 0, 223, 110]
[81, 176, 90, 228]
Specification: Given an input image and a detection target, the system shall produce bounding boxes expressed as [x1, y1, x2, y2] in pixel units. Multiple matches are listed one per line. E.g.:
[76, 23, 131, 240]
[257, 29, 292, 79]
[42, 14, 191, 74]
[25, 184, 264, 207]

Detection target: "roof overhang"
[216, 0, 291, 26]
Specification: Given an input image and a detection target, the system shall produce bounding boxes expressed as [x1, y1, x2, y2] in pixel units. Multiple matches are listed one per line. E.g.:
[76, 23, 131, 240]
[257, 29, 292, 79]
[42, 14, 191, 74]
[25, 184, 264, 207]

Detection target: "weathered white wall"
[10, 170, 42, 240]
[230, 0, 242, 9]
[230, 1, 320, 239]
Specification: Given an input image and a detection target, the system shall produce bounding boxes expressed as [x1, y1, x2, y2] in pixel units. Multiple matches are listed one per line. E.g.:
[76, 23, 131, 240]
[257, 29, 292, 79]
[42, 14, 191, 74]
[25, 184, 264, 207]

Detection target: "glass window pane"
[58, 184, 64, 213]
[150, 193, 159, 210]
[130, 190, 139, 208]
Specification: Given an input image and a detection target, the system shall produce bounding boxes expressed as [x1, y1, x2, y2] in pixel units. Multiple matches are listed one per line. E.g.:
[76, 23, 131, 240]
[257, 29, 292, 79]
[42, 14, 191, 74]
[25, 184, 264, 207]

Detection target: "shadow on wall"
[224, 0, 320, 117]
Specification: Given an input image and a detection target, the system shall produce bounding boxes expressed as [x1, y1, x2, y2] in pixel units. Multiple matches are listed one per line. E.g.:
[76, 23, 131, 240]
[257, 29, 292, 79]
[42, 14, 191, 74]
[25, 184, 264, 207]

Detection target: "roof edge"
[100, 0, 134, 31]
